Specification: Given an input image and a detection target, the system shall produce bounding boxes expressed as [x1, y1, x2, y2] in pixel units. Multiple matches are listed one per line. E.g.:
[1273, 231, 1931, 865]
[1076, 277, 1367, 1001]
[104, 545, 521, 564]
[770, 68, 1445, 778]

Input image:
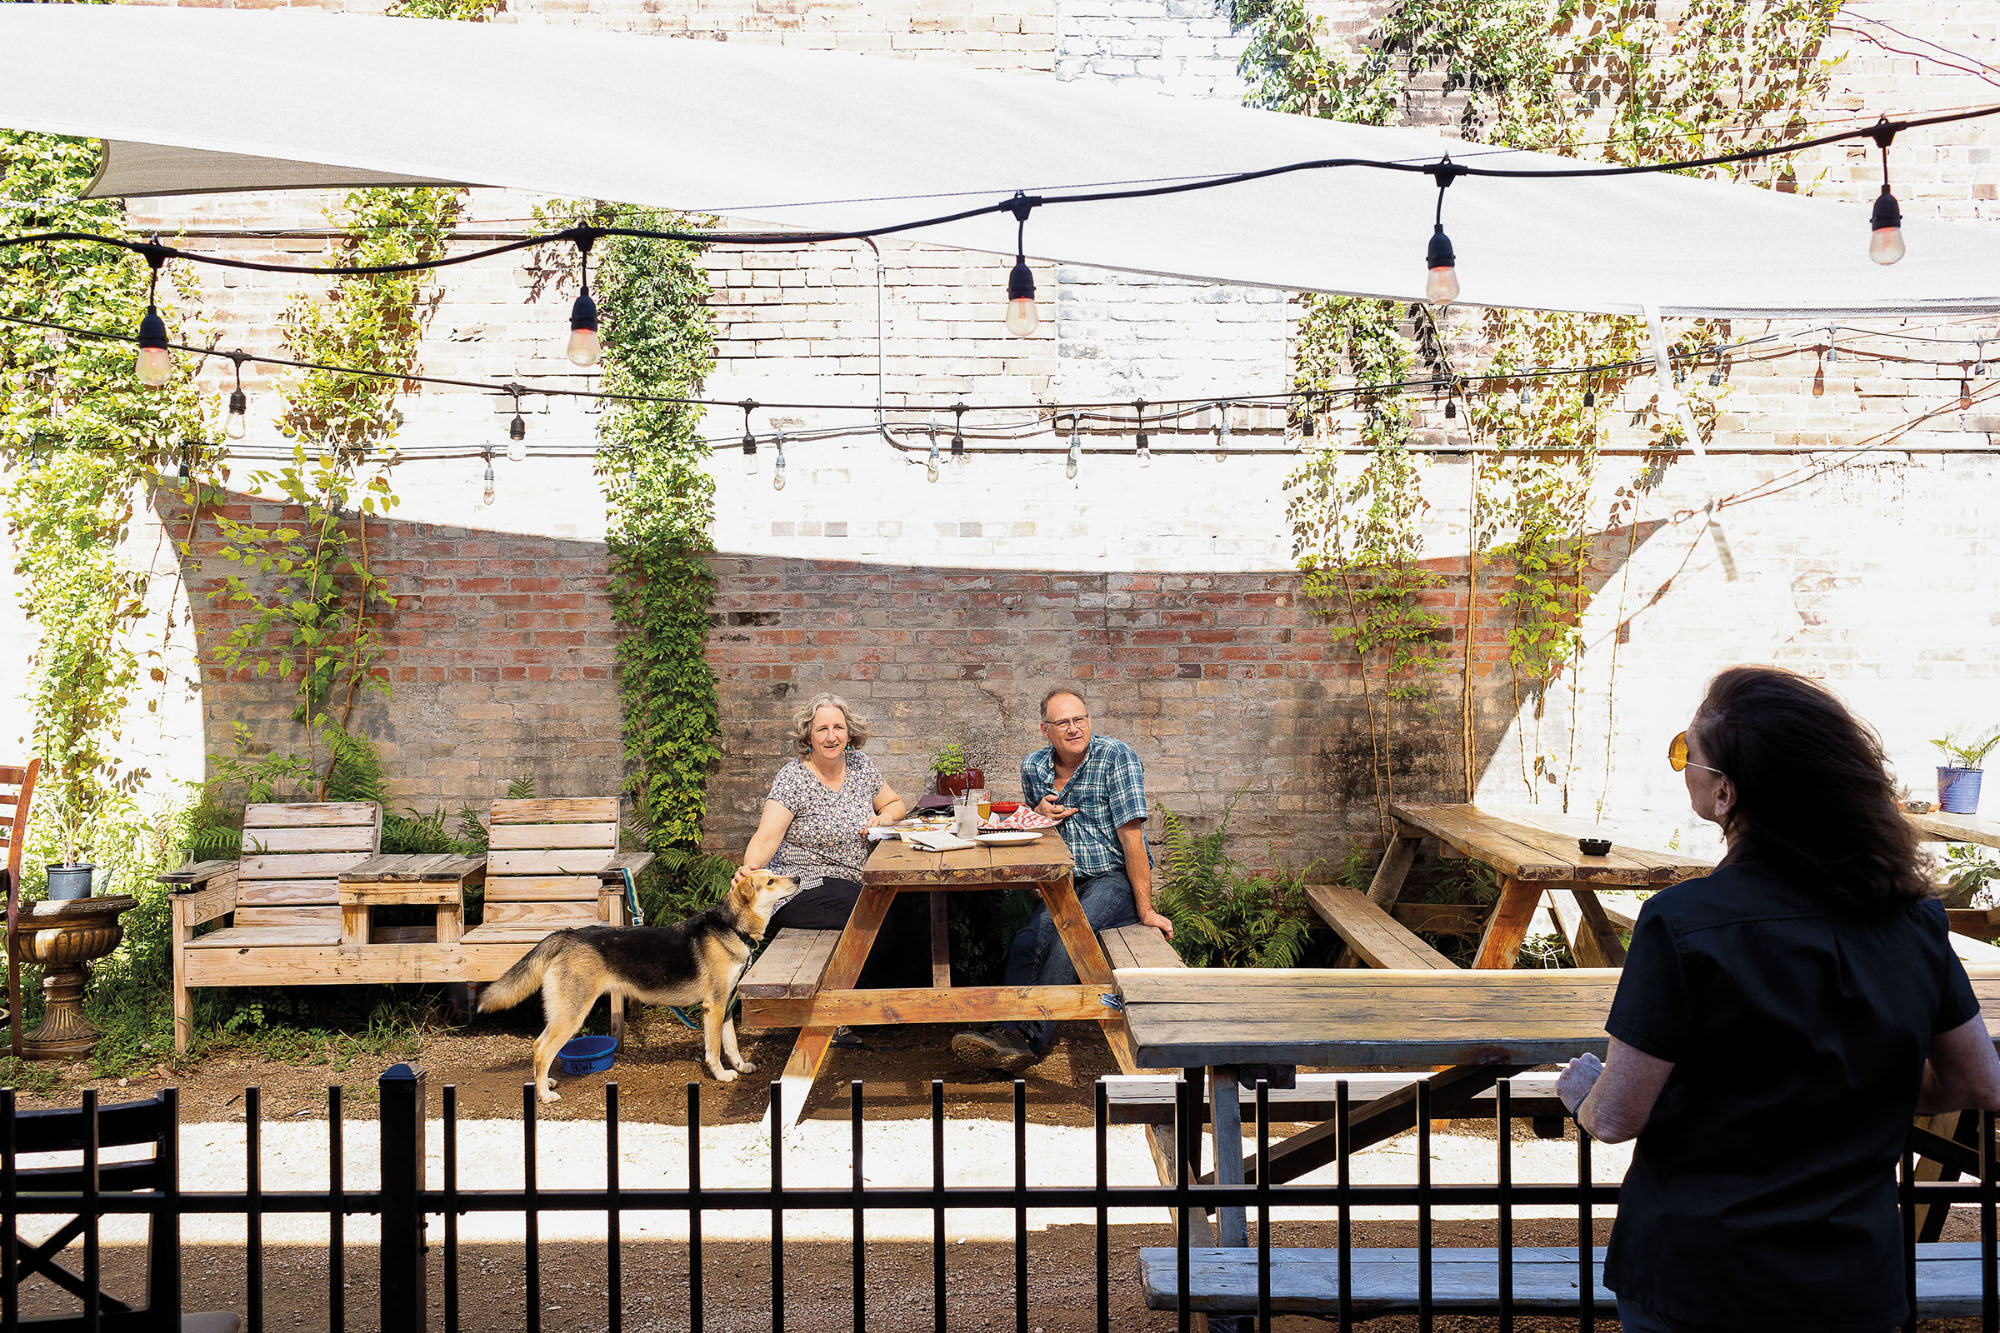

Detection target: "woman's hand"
[1557, 1052, 1604, 1117]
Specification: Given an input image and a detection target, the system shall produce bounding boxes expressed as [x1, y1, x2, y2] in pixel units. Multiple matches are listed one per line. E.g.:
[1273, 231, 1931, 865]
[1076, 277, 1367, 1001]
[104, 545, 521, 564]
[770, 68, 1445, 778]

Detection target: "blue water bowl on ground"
[557, 1035, 619, 1076]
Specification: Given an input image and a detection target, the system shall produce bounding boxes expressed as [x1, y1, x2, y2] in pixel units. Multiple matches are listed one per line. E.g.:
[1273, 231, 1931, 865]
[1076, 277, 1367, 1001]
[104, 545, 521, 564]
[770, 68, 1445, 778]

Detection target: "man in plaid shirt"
[953, 687, 1174, 1074]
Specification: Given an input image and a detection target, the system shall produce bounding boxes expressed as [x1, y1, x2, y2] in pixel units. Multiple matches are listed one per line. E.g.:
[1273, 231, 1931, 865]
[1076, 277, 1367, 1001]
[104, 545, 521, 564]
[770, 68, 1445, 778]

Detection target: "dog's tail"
[475, 932, 571, 1014]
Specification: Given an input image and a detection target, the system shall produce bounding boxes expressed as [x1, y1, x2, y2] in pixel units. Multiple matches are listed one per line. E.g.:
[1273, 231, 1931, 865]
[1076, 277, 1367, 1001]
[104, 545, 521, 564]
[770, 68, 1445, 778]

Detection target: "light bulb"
[1136, 433, 1152, 468]
[482, 457, 496, 506]
[508, 437, 527, 464]
[1519, 384, 1537, 413]
[926, 440, 941, 483]
[509, 413, 526, 443]
[1066, 420, 1081, 480]
[135, 305, 172, 387]
[1004, 254, 1037, 335]
[567, 290, 602, 366]
[1424, 225, 1459, 305]
[741, 435, 760, 475]
[1869, 186, 1905, 266]
[1444, 398, 1457, 421]
[772, 442, 787, 491]
[225, 390, 248, 440]
[951, 434, 967, 471]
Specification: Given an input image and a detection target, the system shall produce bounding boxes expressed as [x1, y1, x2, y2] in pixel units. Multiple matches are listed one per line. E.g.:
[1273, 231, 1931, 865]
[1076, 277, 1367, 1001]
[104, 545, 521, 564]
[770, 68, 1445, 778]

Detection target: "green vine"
[1242, 0, 1843, 810]
[533, 204, 721, 886]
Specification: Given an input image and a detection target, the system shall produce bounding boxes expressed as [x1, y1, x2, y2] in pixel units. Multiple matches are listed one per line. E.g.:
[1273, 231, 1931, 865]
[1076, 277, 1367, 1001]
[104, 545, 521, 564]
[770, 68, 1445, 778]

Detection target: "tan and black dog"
[477, 867, 797, 1102]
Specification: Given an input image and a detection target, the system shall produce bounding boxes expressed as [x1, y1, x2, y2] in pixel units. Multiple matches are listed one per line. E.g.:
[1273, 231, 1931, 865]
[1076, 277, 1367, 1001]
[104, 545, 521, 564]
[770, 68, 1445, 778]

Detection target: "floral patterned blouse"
[764, 748, 885, 885]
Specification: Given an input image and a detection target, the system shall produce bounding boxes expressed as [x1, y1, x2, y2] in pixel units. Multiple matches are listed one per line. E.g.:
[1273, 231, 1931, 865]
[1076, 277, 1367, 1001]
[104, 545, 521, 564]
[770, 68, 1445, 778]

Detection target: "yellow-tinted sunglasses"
[1668, 730, 1726, 777]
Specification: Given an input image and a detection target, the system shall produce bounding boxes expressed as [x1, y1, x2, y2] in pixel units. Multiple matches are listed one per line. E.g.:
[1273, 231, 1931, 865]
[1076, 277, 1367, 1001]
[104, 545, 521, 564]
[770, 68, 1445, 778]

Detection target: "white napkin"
[902, 829, 979, 853]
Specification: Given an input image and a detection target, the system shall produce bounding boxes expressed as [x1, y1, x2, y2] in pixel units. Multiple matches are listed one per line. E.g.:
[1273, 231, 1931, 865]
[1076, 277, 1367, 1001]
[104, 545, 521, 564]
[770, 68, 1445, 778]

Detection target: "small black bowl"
[1577, 836, 1612, 857]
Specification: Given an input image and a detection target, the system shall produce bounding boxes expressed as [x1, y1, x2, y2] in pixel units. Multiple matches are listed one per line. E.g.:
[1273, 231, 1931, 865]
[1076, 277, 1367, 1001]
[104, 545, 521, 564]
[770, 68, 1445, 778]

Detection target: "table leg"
[1037, 873, 1134, 1067]
[1207, 1066, 1249, 1248]
[1473, 875, 1542, 970]
[1339, 831, 1422, 966]
[928, 890, 951, 988]
[775, 884, 896, 1129]
[1550, 888, 1625, 968]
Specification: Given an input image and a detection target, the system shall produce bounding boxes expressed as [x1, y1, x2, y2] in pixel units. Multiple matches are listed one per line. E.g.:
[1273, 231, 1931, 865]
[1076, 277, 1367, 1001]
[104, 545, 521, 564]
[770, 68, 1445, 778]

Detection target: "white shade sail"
[1, 5, 1996, 318]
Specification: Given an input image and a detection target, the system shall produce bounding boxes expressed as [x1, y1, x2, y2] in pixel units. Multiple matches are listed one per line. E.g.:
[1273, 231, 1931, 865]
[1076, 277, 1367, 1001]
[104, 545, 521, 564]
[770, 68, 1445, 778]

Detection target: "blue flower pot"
[1938, 766, 1985, 815]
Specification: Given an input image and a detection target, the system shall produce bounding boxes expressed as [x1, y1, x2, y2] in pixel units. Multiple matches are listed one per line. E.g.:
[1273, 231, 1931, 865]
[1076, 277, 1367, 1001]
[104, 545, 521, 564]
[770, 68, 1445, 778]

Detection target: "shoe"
[951, 1027, 1038, 1075]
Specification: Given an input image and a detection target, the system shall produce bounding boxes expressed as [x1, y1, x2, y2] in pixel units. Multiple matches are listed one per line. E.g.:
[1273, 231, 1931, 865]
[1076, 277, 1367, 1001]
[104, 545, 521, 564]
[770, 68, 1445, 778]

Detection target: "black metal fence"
[5, 1066, 1998, 1333]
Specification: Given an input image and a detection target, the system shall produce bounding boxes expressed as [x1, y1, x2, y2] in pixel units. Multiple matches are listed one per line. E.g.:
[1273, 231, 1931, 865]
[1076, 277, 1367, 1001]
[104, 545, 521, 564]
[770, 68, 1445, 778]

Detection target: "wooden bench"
[1306, 885, 1458, 970]
[738, 929, 842, 1030]
[1139, 1243, 1994, 1317]
[1102, 1071, 1566, 1126]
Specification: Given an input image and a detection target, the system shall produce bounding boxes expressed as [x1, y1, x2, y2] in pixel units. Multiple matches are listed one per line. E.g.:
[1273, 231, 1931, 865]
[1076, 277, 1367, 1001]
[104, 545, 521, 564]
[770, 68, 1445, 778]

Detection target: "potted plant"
[42, 785, 106, 901]
[929, 742, 984, 798]
[1932, 727, 2000, 816]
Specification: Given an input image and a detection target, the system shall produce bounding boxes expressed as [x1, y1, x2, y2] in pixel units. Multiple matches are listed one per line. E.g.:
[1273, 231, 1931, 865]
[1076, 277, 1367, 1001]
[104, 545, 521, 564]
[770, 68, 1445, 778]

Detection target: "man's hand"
[1035, 795, 1078, 821]
[1557, 1052, 1603, 1117]
[1139, 909, 1175, 941]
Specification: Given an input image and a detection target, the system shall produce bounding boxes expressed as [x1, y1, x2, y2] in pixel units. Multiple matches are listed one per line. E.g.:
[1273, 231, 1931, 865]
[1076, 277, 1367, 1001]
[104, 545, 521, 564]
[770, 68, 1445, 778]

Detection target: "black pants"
[767, 878, 926, 988]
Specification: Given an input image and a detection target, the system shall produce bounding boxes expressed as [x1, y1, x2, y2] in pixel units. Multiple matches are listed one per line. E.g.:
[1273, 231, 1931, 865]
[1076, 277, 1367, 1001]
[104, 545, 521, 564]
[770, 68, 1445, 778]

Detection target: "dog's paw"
[538, 1086, 562, 1104]
[734, 1059, 758, 1074]
[709, 1066, 739, 1083]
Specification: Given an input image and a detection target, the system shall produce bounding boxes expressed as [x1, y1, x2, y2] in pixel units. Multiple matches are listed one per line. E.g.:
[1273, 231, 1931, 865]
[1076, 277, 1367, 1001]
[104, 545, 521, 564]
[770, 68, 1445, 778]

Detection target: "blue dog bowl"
[557, 1035, 618, 1076]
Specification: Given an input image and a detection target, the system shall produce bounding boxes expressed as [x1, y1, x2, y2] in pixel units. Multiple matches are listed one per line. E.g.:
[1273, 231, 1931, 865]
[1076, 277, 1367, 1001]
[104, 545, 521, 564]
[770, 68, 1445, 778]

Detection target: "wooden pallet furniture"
[1, 1087, 241, 1331]
[3, 759, 41, 1058]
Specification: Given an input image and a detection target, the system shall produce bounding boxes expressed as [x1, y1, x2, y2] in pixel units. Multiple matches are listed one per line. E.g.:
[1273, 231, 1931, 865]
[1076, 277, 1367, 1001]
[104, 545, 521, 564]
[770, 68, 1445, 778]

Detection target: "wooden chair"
[166, 802, 382, 1053]
[1, 1086, 240, 1331]
[459, 797, 651, 1038]
[3, 759, 42, 1059]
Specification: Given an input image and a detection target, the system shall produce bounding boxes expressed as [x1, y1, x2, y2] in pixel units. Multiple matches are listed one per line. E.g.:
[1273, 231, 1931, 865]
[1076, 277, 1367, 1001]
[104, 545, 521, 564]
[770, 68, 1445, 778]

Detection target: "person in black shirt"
[1556, 665, 2000, 1333]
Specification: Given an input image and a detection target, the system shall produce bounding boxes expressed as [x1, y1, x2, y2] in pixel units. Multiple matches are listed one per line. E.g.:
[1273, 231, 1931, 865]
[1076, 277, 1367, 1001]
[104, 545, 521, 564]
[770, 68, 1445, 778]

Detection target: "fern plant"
[1154, 792, 1324, 969]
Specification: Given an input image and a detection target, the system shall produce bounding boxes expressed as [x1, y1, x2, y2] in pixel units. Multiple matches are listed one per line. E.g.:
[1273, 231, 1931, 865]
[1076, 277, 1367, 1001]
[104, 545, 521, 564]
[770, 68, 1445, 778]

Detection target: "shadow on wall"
[167, 489, 1662, 863]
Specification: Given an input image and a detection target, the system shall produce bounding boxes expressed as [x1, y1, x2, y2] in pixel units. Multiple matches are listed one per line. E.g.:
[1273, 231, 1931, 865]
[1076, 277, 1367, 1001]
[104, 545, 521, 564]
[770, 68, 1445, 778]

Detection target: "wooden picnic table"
[338, 853, 485, 947]
[1115, 964, 2000, 1259]
[1378, 803, 1715, 969]
[774, 831, 1120, 1126]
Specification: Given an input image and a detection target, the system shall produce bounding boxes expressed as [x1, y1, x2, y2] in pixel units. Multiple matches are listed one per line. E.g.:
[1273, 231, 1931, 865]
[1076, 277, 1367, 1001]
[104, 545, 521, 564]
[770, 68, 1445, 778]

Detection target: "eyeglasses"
[1668, 730, 1726, 777]
[1043, 714, 1089, 732]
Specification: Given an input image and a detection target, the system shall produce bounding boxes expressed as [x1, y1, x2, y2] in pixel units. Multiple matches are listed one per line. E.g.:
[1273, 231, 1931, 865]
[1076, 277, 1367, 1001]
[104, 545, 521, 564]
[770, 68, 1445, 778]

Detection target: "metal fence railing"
[5, 1065, 1998, 1333]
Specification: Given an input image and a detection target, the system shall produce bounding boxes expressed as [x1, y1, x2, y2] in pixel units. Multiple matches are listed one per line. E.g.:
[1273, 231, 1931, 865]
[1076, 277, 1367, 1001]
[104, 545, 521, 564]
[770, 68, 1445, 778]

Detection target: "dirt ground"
[12, 1012, 1998, 1330]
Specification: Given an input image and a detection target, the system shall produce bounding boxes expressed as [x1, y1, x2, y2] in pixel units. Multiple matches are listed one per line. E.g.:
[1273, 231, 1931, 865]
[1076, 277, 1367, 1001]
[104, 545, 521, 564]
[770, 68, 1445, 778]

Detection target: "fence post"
[380, 1063, 428, 1333]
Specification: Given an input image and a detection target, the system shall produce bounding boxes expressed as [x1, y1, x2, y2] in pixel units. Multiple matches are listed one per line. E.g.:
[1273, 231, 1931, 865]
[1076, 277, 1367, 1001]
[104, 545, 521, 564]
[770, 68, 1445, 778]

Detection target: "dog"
[477, 867, 798, 1102]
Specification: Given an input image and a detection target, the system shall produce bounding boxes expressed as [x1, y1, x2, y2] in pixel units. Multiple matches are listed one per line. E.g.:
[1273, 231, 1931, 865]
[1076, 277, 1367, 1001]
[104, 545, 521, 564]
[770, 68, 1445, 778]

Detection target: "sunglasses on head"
[1668, 730, 1727, 777]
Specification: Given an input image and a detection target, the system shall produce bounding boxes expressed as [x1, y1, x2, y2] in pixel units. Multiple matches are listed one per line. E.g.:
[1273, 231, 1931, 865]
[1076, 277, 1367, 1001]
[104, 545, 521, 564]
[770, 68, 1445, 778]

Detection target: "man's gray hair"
[790, 692, 870, 755]
[1040, 686, 1088, 722]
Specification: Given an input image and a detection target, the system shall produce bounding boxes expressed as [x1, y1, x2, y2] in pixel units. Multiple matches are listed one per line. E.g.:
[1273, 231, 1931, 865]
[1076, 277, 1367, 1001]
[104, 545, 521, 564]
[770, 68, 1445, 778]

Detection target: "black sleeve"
[1606, 901, 1694, 1063]
[1920, 897, 1981, 1034]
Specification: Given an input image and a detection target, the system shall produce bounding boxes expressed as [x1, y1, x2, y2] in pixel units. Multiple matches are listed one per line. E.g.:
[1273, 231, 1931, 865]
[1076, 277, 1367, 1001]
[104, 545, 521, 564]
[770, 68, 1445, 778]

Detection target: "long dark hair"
[1690, 666, 1929, 910]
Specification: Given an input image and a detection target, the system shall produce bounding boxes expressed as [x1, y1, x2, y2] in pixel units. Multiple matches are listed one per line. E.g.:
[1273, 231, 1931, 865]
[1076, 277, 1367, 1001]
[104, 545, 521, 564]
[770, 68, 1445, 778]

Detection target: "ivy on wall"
[1240, 0, 1843, 813]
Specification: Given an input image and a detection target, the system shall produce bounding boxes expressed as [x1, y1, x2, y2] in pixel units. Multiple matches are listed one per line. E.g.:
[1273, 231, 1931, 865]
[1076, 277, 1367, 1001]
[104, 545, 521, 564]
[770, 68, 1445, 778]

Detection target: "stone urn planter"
[13, 894, 137, 1059]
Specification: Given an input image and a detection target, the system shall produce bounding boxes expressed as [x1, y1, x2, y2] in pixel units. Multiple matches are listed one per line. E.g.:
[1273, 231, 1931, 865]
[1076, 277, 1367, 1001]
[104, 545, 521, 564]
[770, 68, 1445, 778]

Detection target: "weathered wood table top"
[1391, 802, 1714, 885]
[1115, 965, 2000, 1070]
[1906, 809, 2000, 852]
[340, 854, 486, 884]
[861, 834, 1072, 887]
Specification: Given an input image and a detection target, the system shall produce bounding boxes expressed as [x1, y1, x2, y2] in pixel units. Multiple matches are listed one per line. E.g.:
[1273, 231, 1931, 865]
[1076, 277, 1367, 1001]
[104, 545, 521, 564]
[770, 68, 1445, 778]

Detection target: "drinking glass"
[974, 787, 992, 822]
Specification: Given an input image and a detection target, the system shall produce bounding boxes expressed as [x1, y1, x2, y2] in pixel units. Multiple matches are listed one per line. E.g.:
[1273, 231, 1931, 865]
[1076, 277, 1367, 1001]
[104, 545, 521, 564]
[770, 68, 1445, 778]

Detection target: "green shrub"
[1153, 792, 1328, 969]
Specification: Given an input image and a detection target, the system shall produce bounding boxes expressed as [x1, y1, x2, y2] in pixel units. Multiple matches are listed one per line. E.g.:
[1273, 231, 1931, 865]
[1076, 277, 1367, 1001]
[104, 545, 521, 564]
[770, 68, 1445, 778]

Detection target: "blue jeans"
[1003, 867, 1139, 1054]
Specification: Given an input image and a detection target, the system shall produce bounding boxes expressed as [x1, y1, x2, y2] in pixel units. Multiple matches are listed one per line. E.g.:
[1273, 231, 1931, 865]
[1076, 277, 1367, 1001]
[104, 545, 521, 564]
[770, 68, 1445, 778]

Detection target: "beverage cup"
[974, 788, 992, 821]
[953, 799, 978, 840]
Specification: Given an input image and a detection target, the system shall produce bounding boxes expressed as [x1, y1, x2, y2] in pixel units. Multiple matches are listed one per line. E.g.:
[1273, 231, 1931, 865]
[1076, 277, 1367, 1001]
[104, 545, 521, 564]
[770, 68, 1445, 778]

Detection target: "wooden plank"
[1548, 891, 1624, 970]
[235, 825, 381, 853]
[339, 883, 462, 907]
[787, 928, 840, 998]
[483, 875, 602, 901]
[1234, 1064, 1517, 1185]
[1366, 834, 1419, 906]
[1040, 875, 1115, 986]
[487, 849, 616, 876]
[1388, 804, 1576, 881]
[481, 901, 597, 926]
[862, 835, 1073, 887]
[600, 850, 655, 879]
[1570, 889, 1628, 966]
[1430, 803, 1714, 884]
[242, 802, 378, 828]
[240, 852, 376, 879]
[460, 922, 580, 945]
[1100, 1072, 1566, 1125]
[185, 919, 344, 948]
[160, 859, 236, 888]
[740, 929, 823, 998]
[807, 983, 1108, 1026]
[1138, 1246, 1613, 1315]
[487, 823, 621, 850]
[1907, 810, 2000, 851]
[929, 891, 951, 988]
[340, 853, 484, 883]
[235, 880, 341, 907]
[1948, 906, 2000, 940]
[777, 885, 896, 1127]
[1471, 877, 1541, 970]
[491, 797, 620, 825]
[1305, 885, 1456, 971]
[170, 873, 239, 930]
[1102, 923, 1183, 970]
[0, 765, 25, 784]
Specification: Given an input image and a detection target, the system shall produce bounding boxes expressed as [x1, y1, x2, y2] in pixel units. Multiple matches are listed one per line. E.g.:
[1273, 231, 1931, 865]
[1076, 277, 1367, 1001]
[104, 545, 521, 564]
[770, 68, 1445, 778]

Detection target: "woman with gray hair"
[736, 692, 907, 933]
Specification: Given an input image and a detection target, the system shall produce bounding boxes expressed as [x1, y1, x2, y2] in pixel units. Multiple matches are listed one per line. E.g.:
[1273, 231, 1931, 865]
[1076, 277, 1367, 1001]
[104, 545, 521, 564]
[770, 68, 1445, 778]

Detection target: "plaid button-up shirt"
[1020, 735, 1149, 877]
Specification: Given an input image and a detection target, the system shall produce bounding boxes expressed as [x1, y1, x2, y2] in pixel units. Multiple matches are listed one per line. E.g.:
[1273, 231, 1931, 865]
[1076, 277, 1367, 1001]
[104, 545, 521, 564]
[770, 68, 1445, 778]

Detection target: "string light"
[1003, 192, 1039, 337]
[176, 442, 191, 482]
[1977, 342, 1988, 376]
[1300, 391, 1316, 438]
[224, 354, 248, 440]
[1134, 399, 1151, 468]
[481, 449, 496, 506]
[1519, 381, 1538, 413]
[771, 433, 787, 491]
[134, 249, 171, 388]
[1065, 416, 1081, 479]
[951, 402, 967, 471]
[740, 399, 759, 475]
[926, 432, 942, 483]
[1583, 387, 1596, 408]
[1867, 118, 1906, 266]
[1423, 158, 1464, 306]
[567, 230, 602, 366]
[1827, 329, 1840, 363]
[507, 385, 528, 461]
[1214, 402, 1231, 460]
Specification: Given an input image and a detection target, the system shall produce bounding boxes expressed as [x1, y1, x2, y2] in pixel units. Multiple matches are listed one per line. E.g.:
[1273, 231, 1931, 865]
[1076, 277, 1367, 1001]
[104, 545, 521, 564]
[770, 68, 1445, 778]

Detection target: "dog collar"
[733, 926, 762, 951]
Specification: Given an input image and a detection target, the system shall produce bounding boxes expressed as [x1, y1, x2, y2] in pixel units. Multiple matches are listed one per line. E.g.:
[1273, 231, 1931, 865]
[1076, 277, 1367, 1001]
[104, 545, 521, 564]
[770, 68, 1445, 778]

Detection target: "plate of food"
[977, 831, 1043, 845]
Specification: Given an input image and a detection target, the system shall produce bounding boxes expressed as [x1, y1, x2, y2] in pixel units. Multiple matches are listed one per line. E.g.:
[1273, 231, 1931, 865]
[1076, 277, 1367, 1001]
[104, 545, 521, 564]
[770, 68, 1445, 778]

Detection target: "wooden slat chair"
[2, 1087, 241, 1331]
[167, 802, 382, 1052]
[4, 759, 42, 1057]
[460, 797, 648, 1038]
